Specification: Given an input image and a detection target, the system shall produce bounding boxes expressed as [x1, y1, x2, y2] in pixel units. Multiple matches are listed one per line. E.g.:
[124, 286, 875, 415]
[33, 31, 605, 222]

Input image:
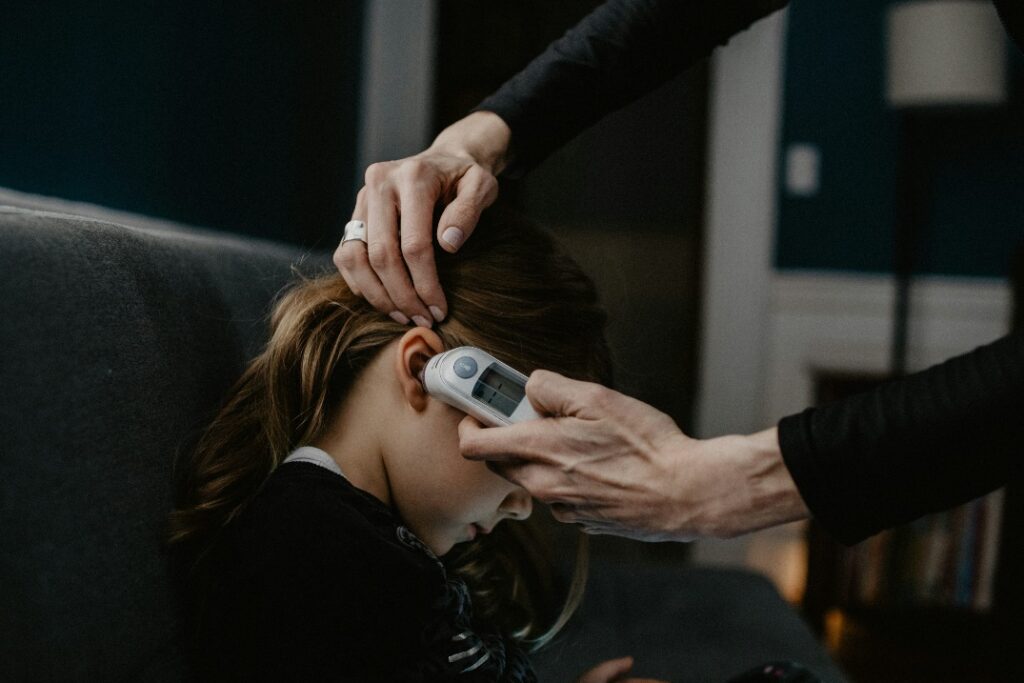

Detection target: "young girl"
[167, 211, 645, 681]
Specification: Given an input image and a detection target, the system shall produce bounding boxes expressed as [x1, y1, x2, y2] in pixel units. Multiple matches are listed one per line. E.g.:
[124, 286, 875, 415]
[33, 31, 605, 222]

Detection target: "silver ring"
[342, 219, 367, 245]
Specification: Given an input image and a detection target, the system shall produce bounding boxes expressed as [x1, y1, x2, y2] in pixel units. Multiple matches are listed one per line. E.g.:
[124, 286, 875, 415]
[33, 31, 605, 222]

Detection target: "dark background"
[0, 0, 710, 437]
[0, 1, 365, 248]
[776, 0, 1024, 278]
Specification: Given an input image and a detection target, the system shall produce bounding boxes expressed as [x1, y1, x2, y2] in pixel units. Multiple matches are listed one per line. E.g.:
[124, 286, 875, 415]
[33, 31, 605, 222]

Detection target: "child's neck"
[311, 378, 393, 507]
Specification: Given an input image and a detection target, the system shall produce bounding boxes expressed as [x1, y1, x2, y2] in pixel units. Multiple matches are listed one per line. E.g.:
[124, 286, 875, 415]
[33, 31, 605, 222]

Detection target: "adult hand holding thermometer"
[421, 346, 541, 427]
[456, 367, 810, 543]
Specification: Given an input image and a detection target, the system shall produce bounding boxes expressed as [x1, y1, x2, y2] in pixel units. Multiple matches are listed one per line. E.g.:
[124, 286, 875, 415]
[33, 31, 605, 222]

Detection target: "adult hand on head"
[336, 111, 510, 327]
[576, 656, 668, 683]
[459, 371, 810, 542]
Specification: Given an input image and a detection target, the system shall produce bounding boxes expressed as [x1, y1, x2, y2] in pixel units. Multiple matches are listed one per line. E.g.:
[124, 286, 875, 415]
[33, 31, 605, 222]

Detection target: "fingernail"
[389, 311, 410, 325]
[441, 226, 464, 250]
[429, 305, 445, 322]
[412, 315, 431, 328]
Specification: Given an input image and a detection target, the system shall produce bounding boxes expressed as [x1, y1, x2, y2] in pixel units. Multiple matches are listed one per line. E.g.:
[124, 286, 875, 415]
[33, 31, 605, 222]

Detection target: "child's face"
[322, 329, 535, 557]
[388, 396, 533, 556]
[378, 331, 533, 557]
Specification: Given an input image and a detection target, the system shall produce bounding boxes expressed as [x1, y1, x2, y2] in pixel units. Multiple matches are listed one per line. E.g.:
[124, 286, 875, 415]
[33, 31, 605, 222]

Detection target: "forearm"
[779, 331, 1024, 545]
[694, 428, 809, 538]
[475, 0, 790, 177]
[741, 427, 811, 532]
[424, 111, 511, 176]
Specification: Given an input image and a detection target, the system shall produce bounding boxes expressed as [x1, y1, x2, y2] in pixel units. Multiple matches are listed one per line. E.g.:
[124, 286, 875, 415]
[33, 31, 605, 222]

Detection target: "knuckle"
[464, 164, 498, 198]
[364, 162, 391, 186]
[414, 281, 443, 306]
[399, 158, 428, 178]
[335, 246, 361, 270]
[477, 169, 498, 195]
[401, 238, 432, 261]
[514, 471, 537, 495]
[584, 384, 609, 408]
[526, 370, 549, 392]
[366, 242, 395, 270]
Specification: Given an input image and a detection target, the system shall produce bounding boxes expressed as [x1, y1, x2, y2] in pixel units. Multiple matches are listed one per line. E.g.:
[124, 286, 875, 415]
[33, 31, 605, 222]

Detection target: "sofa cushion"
[533, 559, 847, 681]
[0, 189, 844, 682]
[0, 193, 326, 680]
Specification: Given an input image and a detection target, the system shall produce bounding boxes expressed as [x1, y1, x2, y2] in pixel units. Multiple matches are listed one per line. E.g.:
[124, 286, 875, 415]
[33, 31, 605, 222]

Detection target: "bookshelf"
[802, 252, 1024, 682]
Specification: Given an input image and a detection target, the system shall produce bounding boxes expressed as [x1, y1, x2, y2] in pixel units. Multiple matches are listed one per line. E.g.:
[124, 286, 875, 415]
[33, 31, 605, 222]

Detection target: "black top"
[475, 0, 1024, 545]
[194, 462, 535, 682]
[779, 331, 1024, 544]
[475, 0, 789, 178]
[476, 0, 1022, 178]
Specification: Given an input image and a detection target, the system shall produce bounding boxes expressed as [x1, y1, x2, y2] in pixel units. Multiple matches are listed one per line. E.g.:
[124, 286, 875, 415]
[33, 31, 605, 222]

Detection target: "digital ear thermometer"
[420, 346, 541, 427]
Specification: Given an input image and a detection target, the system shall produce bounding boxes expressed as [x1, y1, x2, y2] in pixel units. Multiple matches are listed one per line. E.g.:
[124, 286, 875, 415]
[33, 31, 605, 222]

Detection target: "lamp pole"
[885, 0, 1007, 376]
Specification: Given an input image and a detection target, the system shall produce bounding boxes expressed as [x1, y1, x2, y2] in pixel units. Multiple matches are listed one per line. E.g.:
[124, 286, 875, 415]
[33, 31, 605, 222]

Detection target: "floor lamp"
[885, 0, 1007, 376]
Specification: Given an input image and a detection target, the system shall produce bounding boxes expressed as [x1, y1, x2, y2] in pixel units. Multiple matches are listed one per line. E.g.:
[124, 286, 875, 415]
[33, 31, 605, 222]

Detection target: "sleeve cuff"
[778, 410, 885, 546]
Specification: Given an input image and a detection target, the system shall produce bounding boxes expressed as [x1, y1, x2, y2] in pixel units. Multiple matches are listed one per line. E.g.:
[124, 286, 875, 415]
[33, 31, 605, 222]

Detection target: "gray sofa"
[0, 188, 845, 682]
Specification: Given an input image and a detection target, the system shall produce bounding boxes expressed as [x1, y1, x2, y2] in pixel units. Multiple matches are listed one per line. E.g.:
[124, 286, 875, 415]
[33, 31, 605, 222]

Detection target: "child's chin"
[430, 537, 457, 557]
[437, 534, 477, 557]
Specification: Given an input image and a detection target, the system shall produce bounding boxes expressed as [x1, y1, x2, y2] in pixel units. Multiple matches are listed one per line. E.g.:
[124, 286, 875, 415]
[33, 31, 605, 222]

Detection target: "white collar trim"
[282, 446, 347, 479]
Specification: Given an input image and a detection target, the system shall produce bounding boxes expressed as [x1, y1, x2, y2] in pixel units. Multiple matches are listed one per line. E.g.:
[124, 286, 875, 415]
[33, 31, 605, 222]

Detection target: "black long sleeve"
[471, 0, 1024, 545]
[192, 463, 534, 682]
[474, 0, 789, 177]
[779, 331, 1024, 545]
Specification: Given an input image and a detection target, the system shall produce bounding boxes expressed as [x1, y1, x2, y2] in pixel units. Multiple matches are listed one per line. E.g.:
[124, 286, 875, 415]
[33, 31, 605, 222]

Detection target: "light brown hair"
[168, 209, 612, 647]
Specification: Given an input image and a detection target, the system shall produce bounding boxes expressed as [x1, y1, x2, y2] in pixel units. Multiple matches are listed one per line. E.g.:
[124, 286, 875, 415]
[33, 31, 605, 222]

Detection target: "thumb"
[526, 370, 610, 420]
[435, 165, 498, 253]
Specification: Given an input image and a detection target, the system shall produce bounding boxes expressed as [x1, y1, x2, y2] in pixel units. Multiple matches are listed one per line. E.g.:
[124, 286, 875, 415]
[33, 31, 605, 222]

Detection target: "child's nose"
[499, 488, 533, 520]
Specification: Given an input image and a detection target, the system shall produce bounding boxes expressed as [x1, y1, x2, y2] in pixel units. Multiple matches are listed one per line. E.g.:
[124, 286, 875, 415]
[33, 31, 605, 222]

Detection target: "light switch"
[785, 143, 820, 197]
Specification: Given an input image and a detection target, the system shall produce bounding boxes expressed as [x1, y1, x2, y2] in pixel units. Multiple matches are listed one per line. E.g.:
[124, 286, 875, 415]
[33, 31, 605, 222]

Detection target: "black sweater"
[193, 462, 535, 682]
[476, 0, 1024, 545]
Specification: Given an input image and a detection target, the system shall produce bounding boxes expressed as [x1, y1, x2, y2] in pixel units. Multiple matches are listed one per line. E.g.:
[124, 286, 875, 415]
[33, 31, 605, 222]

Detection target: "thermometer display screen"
[472, 365, 526, 417]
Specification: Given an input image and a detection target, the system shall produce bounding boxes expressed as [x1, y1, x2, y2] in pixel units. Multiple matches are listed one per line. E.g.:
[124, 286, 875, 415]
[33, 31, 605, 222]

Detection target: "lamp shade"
[886, 0, 1008, 107]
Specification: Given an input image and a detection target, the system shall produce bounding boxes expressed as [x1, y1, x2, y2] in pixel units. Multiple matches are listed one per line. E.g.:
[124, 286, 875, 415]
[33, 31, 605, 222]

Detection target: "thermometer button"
[453, 356, 478, 379]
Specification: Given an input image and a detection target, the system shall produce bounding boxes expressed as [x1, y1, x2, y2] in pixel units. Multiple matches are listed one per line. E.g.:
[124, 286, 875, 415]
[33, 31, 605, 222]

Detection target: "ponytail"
[167, 277, 401, 560]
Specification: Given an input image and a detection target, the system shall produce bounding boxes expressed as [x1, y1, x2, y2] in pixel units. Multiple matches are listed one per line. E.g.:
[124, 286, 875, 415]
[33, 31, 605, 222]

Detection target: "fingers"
[335, 187, 365, 297]
[458, 414, 559, 465]
[435, 165, 498, 253]
[550, 503, 616, 535]
[335, 188, 398, 314]
[457, 414, 518, 463]
[339, 156, 498, 324]
[525, 370, 616, 421]
[337, 161, 435, 324]
[488, 460, 577, 505]
[366, 182, 433, 327]
[336, 186, 395, 311]
[576, 656, 634, 683]
[458, 373, 615, 465]
[398, 186, 447, 322]
[459, 417, 583, 504]
[550, 501, 587, 523]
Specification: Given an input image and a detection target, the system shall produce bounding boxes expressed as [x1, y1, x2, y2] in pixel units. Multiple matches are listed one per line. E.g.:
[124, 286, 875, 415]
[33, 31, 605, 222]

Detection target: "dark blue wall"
[776, 0, 1024, 278]
[0, 1, 365, 246]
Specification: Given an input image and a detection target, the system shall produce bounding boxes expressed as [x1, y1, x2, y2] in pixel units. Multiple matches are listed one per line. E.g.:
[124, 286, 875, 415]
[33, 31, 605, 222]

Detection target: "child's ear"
[395, 327, 445, 412]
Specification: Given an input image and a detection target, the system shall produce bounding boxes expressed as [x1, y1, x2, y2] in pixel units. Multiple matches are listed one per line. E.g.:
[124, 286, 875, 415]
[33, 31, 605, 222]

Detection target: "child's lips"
[469, 523, 494, 540]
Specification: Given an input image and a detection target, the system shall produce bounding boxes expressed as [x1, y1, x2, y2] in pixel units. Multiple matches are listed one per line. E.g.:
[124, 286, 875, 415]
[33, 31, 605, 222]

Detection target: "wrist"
[428, 111, 511, 176]
[740, 427, 810, 532]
